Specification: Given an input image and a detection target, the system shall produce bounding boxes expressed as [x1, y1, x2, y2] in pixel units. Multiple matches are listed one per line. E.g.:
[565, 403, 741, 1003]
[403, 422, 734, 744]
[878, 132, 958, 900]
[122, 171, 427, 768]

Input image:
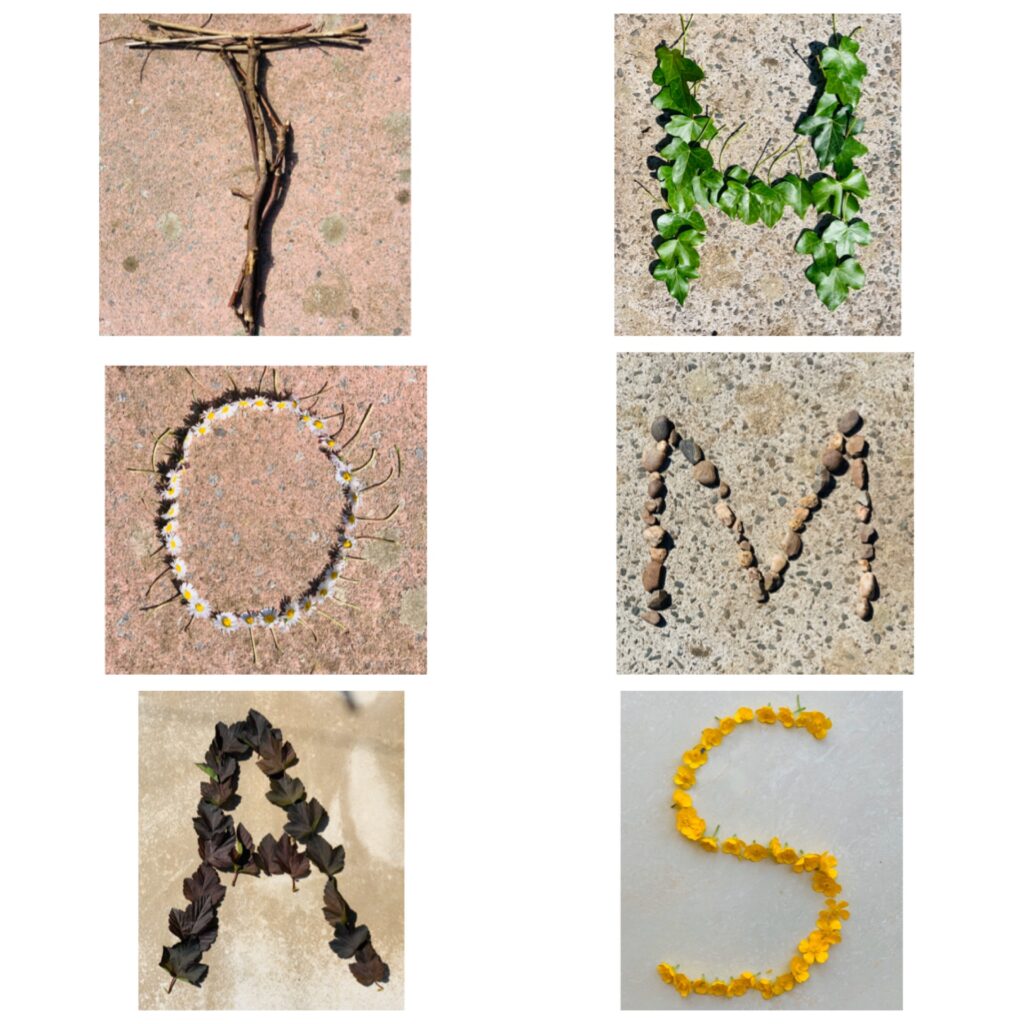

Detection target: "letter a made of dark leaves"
[160, 709, 389, 993]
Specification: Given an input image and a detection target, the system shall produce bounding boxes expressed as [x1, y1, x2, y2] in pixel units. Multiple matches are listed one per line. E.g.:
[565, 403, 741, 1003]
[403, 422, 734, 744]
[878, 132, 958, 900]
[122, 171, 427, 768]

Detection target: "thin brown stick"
[145, 565, 172, 597]
[354, 534, 397, 543]
[355, 503, 400, 524]
[248, 626, 259, 666]
[150, 428, 171, 471]
[350, 448, 376, 473]
[339, 403, 373, 450]
[358, 466, 394, 494]
[141, 592, 180, 612]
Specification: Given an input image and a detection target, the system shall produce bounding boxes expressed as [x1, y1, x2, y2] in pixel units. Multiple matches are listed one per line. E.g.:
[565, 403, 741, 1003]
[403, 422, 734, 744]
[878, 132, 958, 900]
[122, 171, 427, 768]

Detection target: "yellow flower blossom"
[692, 978, 708, 995]
[794, 853, 820, 873]
[708, 980, 728, 997]
[756, 706, 777, 724]
[790, 956, 810, 983]
[702, 727, 723, 747]
[671, 789, 693, 809]
[775, 845, 798, 866]
[818, 852, 839, 878]
[735, 706, 754, 722]
[675, 807, 706, 840]
[697, 835, 719, 852]
[673, 766, 696, 789]
[672, 972, 691, 997]
[823, 898, 850, 921]
[727, 974, 752, 997]
[721, 836, 746, 857]
[777, 707, 795, 727]
[743, 841, 768, 862]
[774, 973, 795, 994]
[719, 716, 737, 734]
[758, 977, 775, 999]
[657, 963, 676, 985]
[799, 931, 832, 964]
[812, 872, 842, 897]
[683, 746, 708, 770]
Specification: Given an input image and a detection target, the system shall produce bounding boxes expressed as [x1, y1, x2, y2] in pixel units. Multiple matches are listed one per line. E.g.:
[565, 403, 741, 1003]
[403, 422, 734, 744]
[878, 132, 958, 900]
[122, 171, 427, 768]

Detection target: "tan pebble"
[642, 510, 657, 525]
[856, 597, 871, 620]
[788, 517, 805, 532]
[860, 543, 875, 560]
[798, 494, 820, 510]
[737, 550, 754, 568]
[858, 572, 876, 599]
[791, 507, 810, 524]
[847, 434, 867, 457]
[714, 501, 735, 527]
[645, 497, 665, 514]
[738, 539, 752, 552]
[821, 448, 844, 472]
[858, 524, 877, 543]
[649, 547, 669, 564]
[641, 609, 663, 626]
[719, 482, 730, 498]
[857, 558, 871, 571]
[692, 460, 718, 487]
[854, 489, 871, 508]
[855, 505, 871, 523]
[784, 530, 802, 558]
[770, 553, 788, 574]
[647, 477, 666, 498]
[732, 519, 744, 536]
[642, 525, 667, 546]
[827, 432, 846, 452]
[642, 561, 664, 592]
[851, 458, 868, 489]
[641, 442, 669, 472]
[763, 570, 779, 592]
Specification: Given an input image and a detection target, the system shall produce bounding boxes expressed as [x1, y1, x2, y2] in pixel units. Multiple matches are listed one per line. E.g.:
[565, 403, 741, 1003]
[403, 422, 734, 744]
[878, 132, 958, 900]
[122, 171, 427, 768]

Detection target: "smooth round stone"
[770, 553, 788, 574]
[838, 409, 863, 435]
[649, 546, 669, 564]
[858, 524, 877, 543]
[738, 539, 752, 552]
[648, 589, 671, 610]
[641, 609, 663, 626]
[846, 434, 867, 457]
[642, 510, 657, 525]
[641, 442, 668, 472]
[858, 572, 877, 599]
[680, 438, 703, 465]
[821, 448, 844, 472]
[814, 466, 833, 495]
[860, 543, 875, 560]
[857, 558, 872, 571]
[798, 494, 820, 510]
[692, 459, 718, 486]
[737, 550, 754, 568]
[669, 428, 681, 447]
[642, 561, 664, 592]
[851, 458, 868, 489]
[855, 505, 872, 523]
[751, 580, 768, 603]
[651, 415, 674, 442]
[766, 570, 782, 591]
[714, 501, 735, 527]
[788, 516, 806, 532]
[826, 432, 846, 452]
[856, 597, 871, 620]
[791, 507, 810, 524]
[645, 497, 665, 514]
[784, 530, 802, 558]
[642, 525, 667, 546]
[648, 478, 666, 498]
[719, 482, 730, 498]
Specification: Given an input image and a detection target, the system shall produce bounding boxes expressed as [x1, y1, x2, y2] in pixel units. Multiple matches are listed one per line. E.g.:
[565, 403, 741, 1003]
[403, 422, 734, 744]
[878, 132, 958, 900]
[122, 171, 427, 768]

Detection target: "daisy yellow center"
[221, 616, 233, 627]
[195, 603, 205, 613]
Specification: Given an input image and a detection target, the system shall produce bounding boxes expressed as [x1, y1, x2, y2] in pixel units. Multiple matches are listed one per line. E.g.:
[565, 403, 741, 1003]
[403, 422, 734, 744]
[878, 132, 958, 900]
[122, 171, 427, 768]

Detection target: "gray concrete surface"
[616, 353, 913, 674]
[614, 13, 901, 335]
[621, 690, 902, 1010]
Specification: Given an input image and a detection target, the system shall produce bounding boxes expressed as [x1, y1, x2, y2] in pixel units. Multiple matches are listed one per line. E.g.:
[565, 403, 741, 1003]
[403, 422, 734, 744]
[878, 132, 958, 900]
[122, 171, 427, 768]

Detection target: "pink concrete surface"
[105, 366, 426, 674]
[100, 15, 410, 335]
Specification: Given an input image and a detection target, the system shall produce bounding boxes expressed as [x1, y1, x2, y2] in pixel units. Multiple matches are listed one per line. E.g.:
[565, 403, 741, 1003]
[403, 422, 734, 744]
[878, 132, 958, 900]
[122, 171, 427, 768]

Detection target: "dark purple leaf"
[284, 798, 327, 841]
[305, 834, 346, 875]
[183, 864, 226, 906]
[160, 939, 208, 987]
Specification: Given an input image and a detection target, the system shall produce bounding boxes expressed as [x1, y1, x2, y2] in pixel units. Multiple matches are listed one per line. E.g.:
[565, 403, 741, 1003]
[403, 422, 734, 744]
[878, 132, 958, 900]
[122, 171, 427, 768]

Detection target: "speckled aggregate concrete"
[614, 14, 901, 335]
[100, 14, 410, 335]
[621, 691, 901, 1010]
[106, 366, 426, 674]
[138, 691, 403, 1010]
[616, 353, 913, 674]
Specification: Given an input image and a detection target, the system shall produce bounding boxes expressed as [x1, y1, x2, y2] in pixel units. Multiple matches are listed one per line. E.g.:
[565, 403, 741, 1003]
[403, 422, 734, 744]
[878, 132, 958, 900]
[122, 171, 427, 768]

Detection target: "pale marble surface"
[621, 690, 901, 1009]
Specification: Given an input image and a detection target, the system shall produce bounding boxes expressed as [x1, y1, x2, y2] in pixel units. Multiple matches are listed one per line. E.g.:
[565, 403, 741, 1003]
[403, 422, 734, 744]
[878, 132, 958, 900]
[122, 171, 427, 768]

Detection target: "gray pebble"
[648, 477, 666, 498]
[680, 438, 703, 465]
[821, 448, 844, 472]
[814, 465, 832, 495]
[838, 409, 862, 435]
[651, 415, 673, 442]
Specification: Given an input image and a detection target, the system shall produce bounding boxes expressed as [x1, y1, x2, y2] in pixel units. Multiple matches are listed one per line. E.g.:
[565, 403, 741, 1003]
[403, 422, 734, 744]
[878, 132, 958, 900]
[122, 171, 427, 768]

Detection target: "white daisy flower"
[236, 397, 251, 410]
[325, 562, 345, 584]
[315, 578, 333, 600]
[272, 398, 290, 412]
[300, 412, 314, 427]
[241, 610, 260, 628]
[279, 602, 300, 631]
[334, 462, 353, 485]
[178, 580, 197, 604]
[299, 594, 319, 614]
[319, 436, 337, 451]
[165, 533, 183, 554]
[203, 406, 217, 423]
[214, 611, 239, 633]
[286, 397, 300, 411]
[251, 395, 270, 411]
[193, 423, 211, 439]
[162, 502, 180, 520]
[170, 558, 188, 578]
[338, 536, 354, 551]
[189, 596, 211, 619]
[215, 402, 235, 420]
[258, 607, 278, 627]
[161, 519, 177, 535]
[162, 482, 180, 501]
[182, 432, 193, 452]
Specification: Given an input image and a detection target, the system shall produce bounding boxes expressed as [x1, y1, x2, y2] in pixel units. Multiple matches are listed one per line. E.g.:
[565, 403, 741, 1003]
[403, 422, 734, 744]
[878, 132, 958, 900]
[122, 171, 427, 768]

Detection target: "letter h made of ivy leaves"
[648, 19, 871, 311]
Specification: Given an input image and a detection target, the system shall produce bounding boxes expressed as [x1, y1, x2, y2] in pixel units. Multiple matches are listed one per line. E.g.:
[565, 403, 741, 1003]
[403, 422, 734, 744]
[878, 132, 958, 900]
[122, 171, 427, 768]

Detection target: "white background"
[3, 1, 1019, 1022]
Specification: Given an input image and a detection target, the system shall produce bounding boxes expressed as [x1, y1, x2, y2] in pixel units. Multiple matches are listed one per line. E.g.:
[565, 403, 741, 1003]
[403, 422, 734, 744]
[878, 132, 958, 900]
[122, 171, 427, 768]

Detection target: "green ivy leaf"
[656, 233, 702, 271]
[833, 133, 868, 179]
[750, 181, 784, 227]
[653, 261, 698, 304]
[652, 45, 703, 116]
[773, 173, 812, 217]
[795, 228, 826, 258]
[656, 209, 706, 239]
[716, 179, 761, 225]
[821, 218, 871, 258]
[820, 35, 867, 108]
[665, 114, 718, 143]
[692, 168, 724, 207]
[796, 93, 858, 168]
[811, 168, 870, 217]
[806, 254, 866, 310]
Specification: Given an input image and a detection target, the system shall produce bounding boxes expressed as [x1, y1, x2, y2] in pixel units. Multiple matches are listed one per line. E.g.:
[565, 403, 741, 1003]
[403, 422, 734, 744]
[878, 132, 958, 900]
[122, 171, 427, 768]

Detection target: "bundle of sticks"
[106, 18, 370, 334]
